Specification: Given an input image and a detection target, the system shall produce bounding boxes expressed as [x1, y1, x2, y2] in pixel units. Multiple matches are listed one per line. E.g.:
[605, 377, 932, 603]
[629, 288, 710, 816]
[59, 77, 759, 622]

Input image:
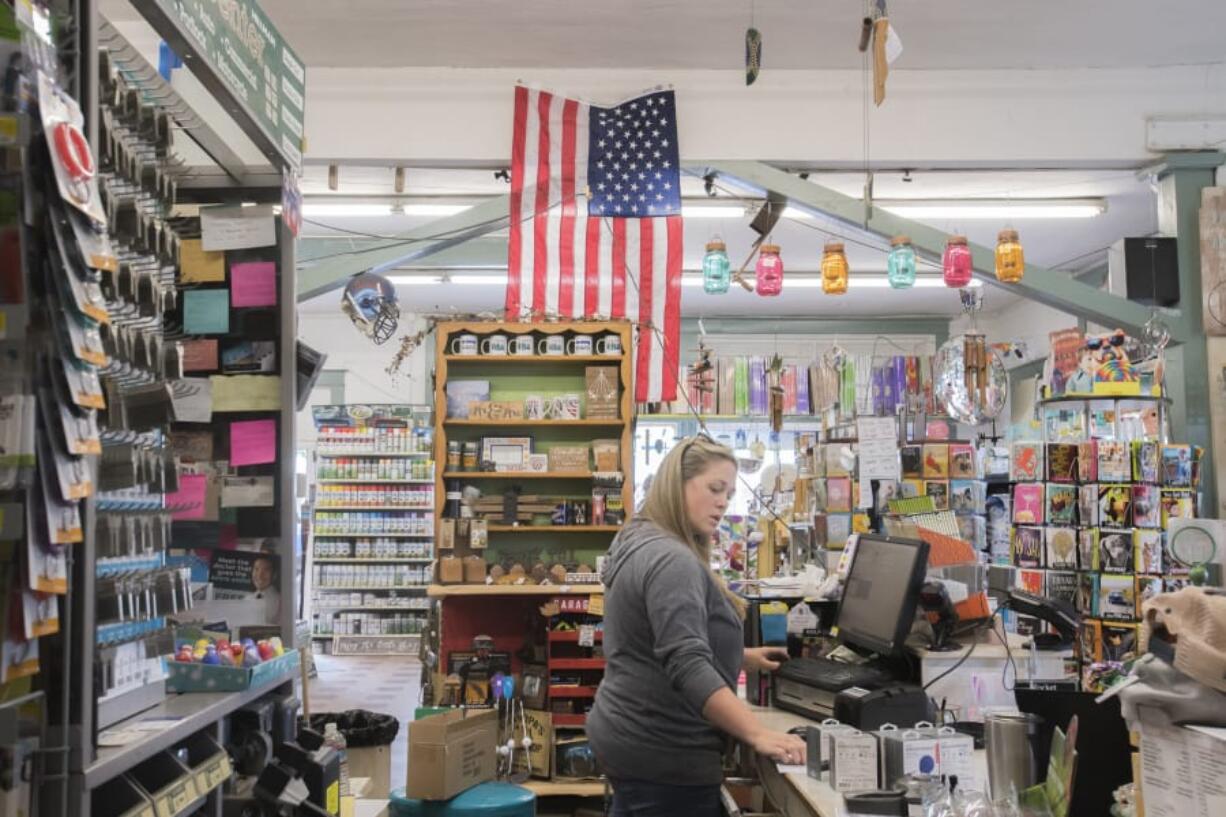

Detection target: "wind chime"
[932, 289, 1008, 424]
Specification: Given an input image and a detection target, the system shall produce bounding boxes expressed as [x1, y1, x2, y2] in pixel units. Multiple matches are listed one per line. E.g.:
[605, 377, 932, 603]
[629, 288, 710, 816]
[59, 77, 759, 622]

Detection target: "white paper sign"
[578, 624, 596, 648]
[1139, 715, 1226, 817]
[200, 204, 277, 251]
[885, 24, 904, 65]
[171, 378, 213, 423]
[856, 417, 900, 480]
[220, 476, 275, 507]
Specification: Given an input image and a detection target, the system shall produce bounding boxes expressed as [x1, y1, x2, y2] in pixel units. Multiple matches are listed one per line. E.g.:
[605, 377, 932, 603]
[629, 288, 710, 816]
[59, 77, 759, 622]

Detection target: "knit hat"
[1140, 587, 1226, 693]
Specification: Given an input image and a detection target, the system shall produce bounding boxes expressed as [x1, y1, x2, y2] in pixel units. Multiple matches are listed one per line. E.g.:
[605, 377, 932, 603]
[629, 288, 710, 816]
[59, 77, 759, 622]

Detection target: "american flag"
[505, 85, 683, 403]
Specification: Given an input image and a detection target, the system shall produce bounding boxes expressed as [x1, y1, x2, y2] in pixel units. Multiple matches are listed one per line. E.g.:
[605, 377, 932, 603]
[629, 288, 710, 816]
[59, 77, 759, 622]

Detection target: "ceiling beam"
[296, 195, 510, 302]
[705, 160, 1193, 342]
[298, 235, 507, 269]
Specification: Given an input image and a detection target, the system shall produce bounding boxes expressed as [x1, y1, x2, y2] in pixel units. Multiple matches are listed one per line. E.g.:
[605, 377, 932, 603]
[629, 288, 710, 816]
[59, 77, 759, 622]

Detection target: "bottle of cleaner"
[323, 722, 351, 796]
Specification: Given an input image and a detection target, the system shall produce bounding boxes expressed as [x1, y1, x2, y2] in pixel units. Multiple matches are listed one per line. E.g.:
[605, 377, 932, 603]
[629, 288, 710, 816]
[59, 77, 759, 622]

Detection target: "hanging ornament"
[995, 229, 1024, 283]
[745, 27, 762, 86]
[887, 235, 916, 289]
[942, 235, 973, 288]
[933, 333, 1008, 424]
[821, 241, 849, 295]
[755, 243, 783, 296]
[702, 236, 731, 294]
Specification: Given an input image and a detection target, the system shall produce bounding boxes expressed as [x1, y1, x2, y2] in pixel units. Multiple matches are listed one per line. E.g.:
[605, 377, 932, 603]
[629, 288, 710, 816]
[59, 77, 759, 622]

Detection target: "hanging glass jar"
[887, 235, 917, 289]
[942, 235, 973, 288]
[702, 236, 731, 294]
[821, 241, 849, 295]
[995, 229, 1024, 283]
[755, 243, 783, 296]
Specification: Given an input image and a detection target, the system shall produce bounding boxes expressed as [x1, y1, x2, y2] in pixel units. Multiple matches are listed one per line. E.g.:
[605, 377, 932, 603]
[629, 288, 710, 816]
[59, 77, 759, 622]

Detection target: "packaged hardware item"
[828, 729, 879, 793]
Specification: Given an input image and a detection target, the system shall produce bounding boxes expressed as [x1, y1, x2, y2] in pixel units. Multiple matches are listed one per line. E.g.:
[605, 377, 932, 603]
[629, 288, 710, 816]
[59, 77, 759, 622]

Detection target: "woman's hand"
[748, 727, 807, 765]
[743, 646, 790, 673]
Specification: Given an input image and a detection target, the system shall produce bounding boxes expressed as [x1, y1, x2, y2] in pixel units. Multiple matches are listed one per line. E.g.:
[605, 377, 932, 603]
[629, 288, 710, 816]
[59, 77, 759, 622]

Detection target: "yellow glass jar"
[821, 241, 848, 295]
[995, 229, 1024, 283]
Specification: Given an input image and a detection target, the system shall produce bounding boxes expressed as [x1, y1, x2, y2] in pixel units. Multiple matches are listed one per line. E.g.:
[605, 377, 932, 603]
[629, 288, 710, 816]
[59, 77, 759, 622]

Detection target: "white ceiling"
[244, 0, 1226, 71]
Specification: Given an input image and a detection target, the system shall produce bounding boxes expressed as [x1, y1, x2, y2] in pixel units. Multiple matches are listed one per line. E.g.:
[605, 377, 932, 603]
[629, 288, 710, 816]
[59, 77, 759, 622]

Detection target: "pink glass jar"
[755, 243, 783, 296]
[943, 235, 973, 288]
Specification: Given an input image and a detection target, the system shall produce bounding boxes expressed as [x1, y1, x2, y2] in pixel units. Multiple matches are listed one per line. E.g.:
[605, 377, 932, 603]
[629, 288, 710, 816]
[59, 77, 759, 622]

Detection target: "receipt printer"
[833, 685, 934, 732]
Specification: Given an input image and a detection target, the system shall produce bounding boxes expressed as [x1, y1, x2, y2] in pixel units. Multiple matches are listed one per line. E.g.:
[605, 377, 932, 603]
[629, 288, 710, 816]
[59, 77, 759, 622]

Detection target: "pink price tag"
[230, 261, 278, 307]
[168, 474, 208, 520]
[229, 418, 277, 466]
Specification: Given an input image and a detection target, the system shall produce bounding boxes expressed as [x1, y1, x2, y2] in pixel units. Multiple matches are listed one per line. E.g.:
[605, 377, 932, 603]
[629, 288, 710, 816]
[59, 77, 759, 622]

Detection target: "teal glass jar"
[702, 237, 731, 294]
[887, 235, 917, 289]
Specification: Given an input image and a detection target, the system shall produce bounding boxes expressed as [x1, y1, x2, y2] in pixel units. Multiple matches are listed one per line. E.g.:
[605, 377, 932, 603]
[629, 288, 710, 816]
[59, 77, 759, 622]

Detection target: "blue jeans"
[608, 778, 722, 817]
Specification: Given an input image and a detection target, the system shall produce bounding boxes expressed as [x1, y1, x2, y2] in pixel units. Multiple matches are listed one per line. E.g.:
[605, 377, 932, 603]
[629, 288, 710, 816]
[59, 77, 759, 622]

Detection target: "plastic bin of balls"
[166, 634, 300, 693]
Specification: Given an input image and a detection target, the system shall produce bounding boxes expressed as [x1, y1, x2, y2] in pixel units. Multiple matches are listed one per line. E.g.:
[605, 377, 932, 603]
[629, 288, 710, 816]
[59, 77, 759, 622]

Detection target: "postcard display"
[309, 405, 435, 654]
[1008, 336, 1200, 690]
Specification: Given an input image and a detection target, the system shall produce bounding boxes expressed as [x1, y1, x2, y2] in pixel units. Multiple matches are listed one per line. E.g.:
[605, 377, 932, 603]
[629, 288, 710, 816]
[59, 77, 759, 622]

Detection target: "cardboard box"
[346, 746, 391, 799]
[405, 709, 497, 800]
[829, 730, 878, 793]
[438, 556, 463, 584]
[463, 556, 486, 583]
[514, 709, 554, 779]
[549, 445, 589, 472]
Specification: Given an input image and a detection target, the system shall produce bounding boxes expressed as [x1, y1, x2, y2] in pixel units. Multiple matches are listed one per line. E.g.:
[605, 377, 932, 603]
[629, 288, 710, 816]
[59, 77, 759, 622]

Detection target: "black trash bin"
[303, 710, 400, 797]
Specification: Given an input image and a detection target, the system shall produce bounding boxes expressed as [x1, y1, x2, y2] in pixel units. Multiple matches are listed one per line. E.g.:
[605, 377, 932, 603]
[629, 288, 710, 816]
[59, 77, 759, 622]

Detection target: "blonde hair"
[639, 436, 747, 618]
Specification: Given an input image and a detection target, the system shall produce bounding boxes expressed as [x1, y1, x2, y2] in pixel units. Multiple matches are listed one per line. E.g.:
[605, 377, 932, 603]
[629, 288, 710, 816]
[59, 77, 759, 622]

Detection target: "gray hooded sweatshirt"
[586, 518, 744, 786]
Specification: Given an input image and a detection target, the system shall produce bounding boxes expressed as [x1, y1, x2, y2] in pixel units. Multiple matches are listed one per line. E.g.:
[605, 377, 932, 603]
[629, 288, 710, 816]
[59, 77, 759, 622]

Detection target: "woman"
[587, 436, 806, 816]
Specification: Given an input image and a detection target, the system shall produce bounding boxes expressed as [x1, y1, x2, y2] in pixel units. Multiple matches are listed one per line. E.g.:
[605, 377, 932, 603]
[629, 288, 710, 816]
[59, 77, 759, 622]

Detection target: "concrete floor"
[306, 653, 423, 792]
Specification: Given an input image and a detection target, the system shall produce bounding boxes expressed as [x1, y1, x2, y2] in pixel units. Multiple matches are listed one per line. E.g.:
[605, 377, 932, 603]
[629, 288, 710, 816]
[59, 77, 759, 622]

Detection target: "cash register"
[773, 534, 931, 722]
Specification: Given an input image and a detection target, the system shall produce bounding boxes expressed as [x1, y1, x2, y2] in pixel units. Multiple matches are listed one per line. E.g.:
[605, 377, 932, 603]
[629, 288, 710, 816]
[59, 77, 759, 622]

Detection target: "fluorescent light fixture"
[387, 274, 508, 286]
[680, 205, 747, 219]
[302, 202, 474, 218]
[877, 198, 1105, 220]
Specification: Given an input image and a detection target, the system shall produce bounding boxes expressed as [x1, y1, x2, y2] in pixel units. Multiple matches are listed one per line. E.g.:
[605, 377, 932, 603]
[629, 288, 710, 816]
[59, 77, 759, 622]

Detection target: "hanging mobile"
[1168, 523, 1218, 587]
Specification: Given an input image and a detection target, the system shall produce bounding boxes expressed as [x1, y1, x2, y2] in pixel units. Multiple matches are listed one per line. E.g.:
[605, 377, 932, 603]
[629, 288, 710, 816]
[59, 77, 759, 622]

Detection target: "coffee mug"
[450, 334, 479, 356]
[538, 336, 566, 356]
[548, 393, 582, 420]
[524, 395, 546, 420]
[510, 335, 535, 356]
[481, 334, 508, 355]
[567, 336, 594, 356]
[596, 334, 622, 356]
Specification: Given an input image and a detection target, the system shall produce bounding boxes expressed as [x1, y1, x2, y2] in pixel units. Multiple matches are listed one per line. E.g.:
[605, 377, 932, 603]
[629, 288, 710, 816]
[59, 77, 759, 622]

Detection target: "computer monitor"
[836, 534, 929, 655]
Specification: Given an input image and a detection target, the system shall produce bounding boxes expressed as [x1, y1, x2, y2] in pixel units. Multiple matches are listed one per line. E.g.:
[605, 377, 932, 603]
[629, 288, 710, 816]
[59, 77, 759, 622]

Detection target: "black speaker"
[1116, 237, 1179, 307]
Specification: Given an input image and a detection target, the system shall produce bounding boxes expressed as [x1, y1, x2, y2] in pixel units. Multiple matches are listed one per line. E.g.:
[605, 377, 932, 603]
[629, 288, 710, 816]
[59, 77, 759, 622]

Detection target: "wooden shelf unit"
[426, 583, 604, 598]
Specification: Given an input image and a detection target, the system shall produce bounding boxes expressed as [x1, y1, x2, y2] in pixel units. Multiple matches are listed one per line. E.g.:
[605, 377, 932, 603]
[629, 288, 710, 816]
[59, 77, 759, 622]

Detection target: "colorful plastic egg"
[257, 641, 275, 661]
[243, 647, 262, 667]
[201, 646, 221, 665]
[269, 637, 284, 657]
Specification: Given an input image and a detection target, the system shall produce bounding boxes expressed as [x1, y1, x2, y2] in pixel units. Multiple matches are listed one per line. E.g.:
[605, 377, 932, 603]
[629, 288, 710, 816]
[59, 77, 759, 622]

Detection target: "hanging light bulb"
[755, 243, 783, 296]
[995, 229, 1024, 283]
[821, 241, 848, 295]
[702, 235, 731, 294]
[887, 235, 916, 289]
[943, 234, 973, 288]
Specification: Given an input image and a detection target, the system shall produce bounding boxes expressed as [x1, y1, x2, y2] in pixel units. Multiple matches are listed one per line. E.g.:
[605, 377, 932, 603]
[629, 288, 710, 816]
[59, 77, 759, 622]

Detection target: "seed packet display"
[1078, 528, 1099, 571]
[1101, 623, 1138, 662]
[1161, 444, 1193, 487]
[1012, 526, 1044, 568]
[950, 480, 984, 515]
[1160, 490, 1195, 528]
[925, 480, 950, 511]
[1046, 570, 1079, 609]
[948, 444, 977, 478]
[1098, 574, 1136, 621]
[1046, 443, 1079, 483]
[1077, 484, 1099, 528]
[1078, 441, 1098, 482]
[1012, 483, 1045, 525]
[1134, 529, 1164, 574]
[900, 445, 923, 478]
[1010, 442, 1043, 482]
[1079, 618, 1103, 662]
[922, 444, 949, 479]
[1099, 531, 1133, 573]
[1132, 441, 1160, 484]
[1099, 485, 1132, 530]
[1045, 527, 1078, 569]
[1131, 484, 1160, 529]
[1135, 576, 1164, 618]
[956, 515, 986, 550]
[1046, 484, 1077, 526]
[1076, 574, 1098, 617]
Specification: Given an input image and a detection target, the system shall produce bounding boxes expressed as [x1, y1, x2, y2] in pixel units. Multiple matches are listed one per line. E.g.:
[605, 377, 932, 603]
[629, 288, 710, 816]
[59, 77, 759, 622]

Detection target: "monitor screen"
[837, 534, 929, 655]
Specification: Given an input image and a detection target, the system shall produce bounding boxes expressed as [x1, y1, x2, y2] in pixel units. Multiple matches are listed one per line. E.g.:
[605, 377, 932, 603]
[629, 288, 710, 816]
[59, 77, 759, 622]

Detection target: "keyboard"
[775, 655, 895, 690]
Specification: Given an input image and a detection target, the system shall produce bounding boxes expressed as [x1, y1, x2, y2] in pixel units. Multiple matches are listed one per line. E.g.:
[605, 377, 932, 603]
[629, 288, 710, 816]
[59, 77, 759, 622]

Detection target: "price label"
[587, 594, 604, 617]
[154, 794, 173, 817]
[578, 624, 596, 647]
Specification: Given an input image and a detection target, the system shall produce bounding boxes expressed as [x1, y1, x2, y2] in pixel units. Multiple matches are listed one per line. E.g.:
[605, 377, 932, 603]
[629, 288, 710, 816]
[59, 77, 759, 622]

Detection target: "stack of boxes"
[1007, 434, 1200, 690]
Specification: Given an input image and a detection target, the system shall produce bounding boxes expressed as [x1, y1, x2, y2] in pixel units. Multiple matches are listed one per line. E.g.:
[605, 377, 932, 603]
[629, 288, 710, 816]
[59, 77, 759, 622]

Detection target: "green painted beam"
[682, 317, 950, 336]
[296, 194, 510, 302]
[706, 161, 1194, 342]
[299, 235, 507, 268]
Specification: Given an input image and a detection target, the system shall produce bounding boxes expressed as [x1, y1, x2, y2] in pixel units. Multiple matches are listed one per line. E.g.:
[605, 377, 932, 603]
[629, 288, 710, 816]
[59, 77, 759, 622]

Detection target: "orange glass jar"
[821, 241, 849, 295]
[995, 229, 1024, 283]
